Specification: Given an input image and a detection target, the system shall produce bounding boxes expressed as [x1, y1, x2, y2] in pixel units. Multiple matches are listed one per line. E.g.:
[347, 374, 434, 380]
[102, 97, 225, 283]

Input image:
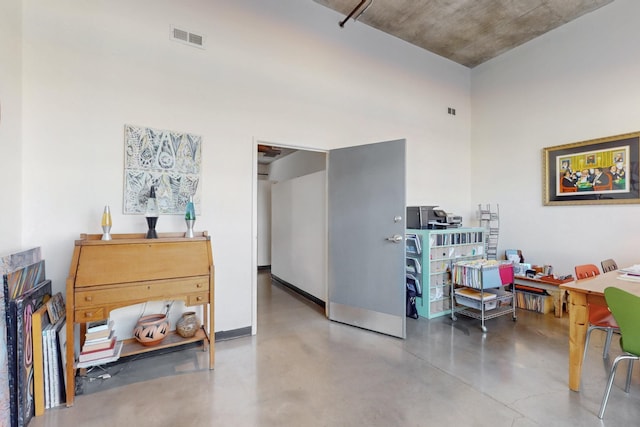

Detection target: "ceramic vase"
[176, 311, 198, 338]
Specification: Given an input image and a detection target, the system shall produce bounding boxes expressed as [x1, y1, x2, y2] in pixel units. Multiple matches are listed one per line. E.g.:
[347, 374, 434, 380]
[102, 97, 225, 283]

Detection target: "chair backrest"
[575, 264, 600, 279]
[601, 259, 618, 273]
[604, 287, 640, 356]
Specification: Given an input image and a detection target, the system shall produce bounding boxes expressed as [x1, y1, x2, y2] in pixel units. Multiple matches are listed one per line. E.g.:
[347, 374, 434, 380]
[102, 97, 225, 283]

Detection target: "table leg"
[551, 290, 563, 318]
[553, 291, 560, 317]
[568, 290, 588, 391]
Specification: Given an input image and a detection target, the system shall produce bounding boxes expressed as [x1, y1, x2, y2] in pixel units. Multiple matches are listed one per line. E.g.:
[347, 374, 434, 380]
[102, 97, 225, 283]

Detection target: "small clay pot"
[176, 311, 198, 338]
[133, 314, 169, 346]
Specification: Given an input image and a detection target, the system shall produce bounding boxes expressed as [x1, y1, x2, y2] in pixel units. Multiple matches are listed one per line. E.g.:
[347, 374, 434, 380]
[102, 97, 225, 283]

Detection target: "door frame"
[251, 138, 328, 335]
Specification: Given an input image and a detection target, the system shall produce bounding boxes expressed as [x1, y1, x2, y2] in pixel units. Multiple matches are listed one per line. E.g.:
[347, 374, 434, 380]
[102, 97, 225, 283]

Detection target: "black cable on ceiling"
[339, 0, 374, 28]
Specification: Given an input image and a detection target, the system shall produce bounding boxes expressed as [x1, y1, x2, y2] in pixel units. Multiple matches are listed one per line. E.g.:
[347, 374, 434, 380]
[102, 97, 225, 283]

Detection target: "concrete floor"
[30, 271, 640, 426]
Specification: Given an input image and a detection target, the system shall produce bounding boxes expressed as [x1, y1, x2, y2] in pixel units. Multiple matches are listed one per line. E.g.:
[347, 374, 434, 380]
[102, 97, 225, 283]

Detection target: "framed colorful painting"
[543, 131, 640, 205]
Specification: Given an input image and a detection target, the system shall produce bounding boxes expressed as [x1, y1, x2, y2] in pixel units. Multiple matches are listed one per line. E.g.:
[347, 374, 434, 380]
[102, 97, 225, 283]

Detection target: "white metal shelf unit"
[478, 204, 499, 260]
[406, 228, 485, 319]
[451, 259, 516, 332]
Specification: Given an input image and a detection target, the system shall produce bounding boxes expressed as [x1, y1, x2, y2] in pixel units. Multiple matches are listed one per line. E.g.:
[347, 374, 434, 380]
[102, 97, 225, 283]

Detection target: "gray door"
[328, 139, 406, 338]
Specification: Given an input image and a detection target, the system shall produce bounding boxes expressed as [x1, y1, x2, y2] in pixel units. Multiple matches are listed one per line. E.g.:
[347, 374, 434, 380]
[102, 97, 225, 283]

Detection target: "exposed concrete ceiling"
[313, 0, 614, 68]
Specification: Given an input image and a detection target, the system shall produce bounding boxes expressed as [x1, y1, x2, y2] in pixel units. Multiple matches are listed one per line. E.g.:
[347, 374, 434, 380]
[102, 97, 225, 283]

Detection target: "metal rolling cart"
[450, 260, 516, 332]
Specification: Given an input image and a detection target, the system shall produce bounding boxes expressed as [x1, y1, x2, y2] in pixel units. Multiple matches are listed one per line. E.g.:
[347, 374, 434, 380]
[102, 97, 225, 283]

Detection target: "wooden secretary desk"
[64, 232, 215, 407]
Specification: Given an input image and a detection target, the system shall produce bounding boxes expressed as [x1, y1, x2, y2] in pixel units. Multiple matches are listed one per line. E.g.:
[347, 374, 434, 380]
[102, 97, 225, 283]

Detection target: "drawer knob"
[85, 296, 93, 302]
[197, 283, 203, 288]
[196, 296, 203, 301]
[85, 311, 94, 318]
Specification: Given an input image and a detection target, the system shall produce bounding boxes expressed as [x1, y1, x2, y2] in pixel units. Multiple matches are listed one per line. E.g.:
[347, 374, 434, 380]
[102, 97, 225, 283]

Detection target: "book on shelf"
[85, 320, 114, 341]
[86, 318, 110, 333]
[78, 338, 118, 362]
[81, 334, 117, 353]
[76, 341, 123, 368]
[85, 324, 114, 343]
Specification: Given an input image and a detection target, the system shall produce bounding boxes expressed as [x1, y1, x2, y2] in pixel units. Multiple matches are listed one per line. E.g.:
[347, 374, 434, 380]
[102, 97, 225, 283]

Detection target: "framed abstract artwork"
[123, 124, 201, 214]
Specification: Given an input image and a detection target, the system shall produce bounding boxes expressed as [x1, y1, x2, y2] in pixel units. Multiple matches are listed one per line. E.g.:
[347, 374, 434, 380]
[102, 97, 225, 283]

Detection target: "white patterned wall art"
[123, 124, 201, 214]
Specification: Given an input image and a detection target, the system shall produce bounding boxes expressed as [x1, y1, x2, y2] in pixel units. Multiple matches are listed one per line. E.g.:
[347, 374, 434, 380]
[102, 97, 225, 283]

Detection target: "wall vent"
[171, 26, 205, 49]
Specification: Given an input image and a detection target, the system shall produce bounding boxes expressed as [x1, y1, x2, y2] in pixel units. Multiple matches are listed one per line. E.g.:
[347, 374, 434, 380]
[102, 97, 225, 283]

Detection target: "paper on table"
[616, 274, 640, 282]
[618, 265, 640, 275]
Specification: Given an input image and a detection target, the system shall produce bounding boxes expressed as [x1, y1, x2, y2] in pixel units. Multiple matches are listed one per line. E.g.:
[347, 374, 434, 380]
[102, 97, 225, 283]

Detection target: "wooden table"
[560, 271, 640, 391]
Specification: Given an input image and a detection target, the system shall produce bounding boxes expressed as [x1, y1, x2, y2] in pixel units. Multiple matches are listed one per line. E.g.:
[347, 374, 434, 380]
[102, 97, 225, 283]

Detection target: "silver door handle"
[386, 234, 403, 243]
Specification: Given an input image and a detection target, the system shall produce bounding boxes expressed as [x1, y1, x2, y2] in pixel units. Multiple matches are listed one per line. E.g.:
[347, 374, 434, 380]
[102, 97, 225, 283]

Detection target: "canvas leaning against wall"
[0, 248, 42, 427]
[123, 124, 202, 214]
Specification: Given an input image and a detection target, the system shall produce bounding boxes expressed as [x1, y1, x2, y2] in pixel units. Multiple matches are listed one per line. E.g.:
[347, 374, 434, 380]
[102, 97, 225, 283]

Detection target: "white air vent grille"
[171, 26, 205, 49]
[188, 33, 203, 46]
[173, 28, 189, 42]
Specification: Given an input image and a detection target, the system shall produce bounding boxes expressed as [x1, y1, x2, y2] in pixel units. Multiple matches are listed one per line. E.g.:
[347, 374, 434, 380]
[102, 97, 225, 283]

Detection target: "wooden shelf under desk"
[120, 328, 209, 358]
[65, 232, 215, 407]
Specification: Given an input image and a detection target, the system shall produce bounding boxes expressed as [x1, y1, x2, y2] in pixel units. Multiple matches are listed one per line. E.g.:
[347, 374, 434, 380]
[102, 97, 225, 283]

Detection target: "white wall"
[271, 170, 326, 301]
[257, 180, 271, 267]
[17, 0, 470, 333]
[258, 150, 326, 268]
[0, 0, 23, 255]
[269, 150, 327, 183]
[470, 0, 640, 276]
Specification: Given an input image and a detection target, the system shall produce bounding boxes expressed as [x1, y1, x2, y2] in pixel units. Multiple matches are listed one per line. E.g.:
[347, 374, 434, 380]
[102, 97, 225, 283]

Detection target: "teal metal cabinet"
[406, 228, 485, 319]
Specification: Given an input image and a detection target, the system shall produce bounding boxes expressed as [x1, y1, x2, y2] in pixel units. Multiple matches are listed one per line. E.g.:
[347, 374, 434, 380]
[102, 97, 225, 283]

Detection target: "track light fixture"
[339, 0, 374, 28]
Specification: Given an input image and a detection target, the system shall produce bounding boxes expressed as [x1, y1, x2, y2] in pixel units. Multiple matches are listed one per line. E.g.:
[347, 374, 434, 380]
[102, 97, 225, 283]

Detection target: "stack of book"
[78, 319, 122, 367]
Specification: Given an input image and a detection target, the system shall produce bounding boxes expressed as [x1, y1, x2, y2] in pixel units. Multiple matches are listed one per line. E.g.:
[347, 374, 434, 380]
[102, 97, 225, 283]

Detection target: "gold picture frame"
[543, 131, 640, 205]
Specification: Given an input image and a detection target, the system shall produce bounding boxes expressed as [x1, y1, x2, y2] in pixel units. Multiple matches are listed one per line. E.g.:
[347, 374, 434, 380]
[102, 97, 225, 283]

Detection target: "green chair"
[598, 287, 640, 419]
[575, 264, 619, 390]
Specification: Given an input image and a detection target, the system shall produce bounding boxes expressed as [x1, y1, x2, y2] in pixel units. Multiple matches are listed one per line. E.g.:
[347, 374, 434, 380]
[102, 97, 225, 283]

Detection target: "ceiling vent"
[171, 26, 205, 49]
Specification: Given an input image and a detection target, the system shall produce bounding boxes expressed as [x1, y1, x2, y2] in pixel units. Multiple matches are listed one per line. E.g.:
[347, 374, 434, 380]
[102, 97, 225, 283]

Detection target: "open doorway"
[252, 140, 328, 335]
[252, 138, 407, 339]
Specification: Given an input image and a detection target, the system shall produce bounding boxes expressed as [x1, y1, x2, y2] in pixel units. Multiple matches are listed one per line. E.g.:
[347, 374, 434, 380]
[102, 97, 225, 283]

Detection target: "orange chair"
[575, 264, 620, 388]
[575, 263, 600, 279]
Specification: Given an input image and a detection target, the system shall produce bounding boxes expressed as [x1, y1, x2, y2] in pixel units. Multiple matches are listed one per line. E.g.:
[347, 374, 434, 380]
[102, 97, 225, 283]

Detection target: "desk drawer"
[75, 307, 106, 322]
[75, 277, 209, 308]
[187, 292, 209, 306]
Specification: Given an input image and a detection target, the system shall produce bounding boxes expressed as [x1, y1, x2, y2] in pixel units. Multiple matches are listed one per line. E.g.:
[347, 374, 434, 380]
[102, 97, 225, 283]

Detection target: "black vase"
[146, 216, 158, 239]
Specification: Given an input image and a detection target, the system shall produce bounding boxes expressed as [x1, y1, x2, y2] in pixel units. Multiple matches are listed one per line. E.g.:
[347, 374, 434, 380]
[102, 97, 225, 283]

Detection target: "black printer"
[406, 206, 462, 229]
